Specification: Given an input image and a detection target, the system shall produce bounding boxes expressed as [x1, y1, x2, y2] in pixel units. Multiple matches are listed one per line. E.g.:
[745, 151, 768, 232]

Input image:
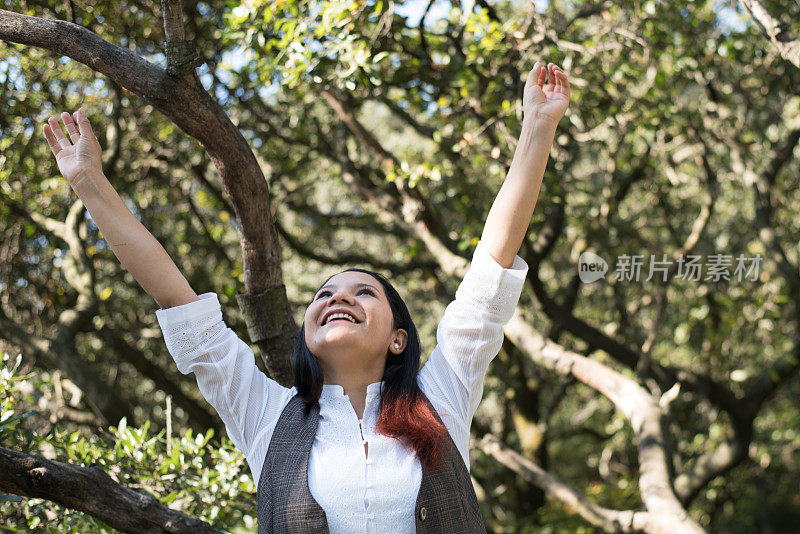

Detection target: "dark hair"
[291, 268, 448, 474]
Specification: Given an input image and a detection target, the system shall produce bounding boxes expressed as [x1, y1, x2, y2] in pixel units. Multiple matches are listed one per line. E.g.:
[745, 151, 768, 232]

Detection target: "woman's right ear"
[391, 329, 408, 353]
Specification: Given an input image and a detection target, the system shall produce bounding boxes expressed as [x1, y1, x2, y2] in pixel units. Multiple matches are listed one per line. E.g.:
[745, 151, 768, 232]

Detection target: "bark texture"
[0, 446, 221, 534]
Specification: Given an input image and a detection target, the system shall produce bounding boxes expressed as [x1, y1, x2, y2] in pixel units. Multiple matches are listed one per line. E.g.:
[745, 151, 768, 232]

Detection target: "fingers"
[537, 62, 547, 86]
[530, 61, 570, 94]
[552, 65, 570, 97]
[557, 66, 570, 92]
[75, 107, 94, 138]
[550, 64, 561, 92]
[61, 111, 80, 144]
[43, 108, 95, 156]
[545, 63, 557, 92]
[42, 123, 62, 155]
[45, 116, 71, 154]
[525, 61, 549, 91]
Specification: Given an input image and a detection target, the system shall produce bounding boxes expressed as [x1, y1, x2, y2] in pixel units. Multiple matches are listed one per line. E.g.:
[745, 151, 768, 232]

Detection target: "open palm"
[523, 62, 571, 126]
[42, 108, 103, 186]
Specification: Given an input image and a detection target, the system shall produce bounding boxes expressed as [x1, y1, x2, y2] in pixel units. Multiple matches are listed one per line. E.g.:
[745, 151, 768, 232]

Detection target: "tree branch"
[0, 6, 297, 385]
[274, 216, 438, 275]
[0, 446, 221, 534]
[669, 116, 800, 507]
[503, 314, 705, 533]
[740, 0, 800, 68]
[319, 88, 468, 276]
[673, 421, 750, 505]
[479, 434, 648, 533]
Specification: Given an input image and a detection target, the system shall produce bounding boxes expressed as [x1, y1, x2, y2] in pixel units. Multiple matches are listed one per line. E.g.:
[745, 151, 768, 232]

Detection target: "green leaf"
[0, 411, 37, 432]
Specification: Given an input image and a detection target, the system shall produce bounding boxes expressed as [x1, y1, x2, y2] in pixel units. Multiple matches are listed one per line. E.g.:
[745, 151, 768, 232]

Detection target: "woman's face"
[304, 271, 407, 380]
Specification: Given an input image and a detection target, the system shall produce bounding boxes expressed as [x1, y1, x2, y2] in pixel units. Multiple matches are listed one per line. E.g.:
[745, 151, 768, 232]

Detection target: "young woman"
[43, 61, 570, 532]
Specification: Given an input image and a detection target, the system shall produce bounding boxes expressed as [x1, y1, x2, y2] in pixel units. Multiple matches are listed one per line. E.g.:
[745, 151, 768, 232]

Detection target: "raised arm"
[44, 109, 295, 484]
[43, 108, 197, 309]
[480, 61, 571, 268]
[417, 61, 568, 469]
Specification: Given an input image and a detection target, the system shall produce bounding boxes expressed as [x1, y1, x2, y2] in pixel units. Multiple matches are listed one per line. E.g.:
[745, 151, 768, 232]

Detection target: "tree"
[1, 0, 799, 531]
[740, 0, 800, 68]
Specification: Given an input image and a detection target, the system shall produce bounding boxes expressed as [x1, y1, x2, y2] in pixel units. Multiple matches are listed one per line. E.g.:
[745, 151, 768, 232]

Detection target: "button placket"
[363, 388, 379, 526]
[366, 449, 373, 490]
[362, 417, 371, 515]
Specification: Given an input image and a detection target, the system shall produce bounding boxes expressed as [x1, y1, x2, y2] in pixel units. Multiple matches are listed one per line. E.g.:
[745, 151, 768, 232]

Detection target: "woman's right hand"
[43, 107, 103, 187]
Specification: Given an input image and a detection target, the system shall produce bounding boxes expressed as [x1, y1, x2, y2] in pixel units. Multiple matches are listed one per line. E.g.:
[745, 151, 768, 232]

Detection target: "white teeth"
[325, 312, 357, 325]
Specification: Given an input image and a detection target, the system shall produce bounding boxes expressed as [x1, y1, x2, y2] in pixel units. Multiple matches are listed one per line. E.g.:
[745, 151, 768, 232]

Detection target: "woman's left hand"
[522, 61, 571, 127]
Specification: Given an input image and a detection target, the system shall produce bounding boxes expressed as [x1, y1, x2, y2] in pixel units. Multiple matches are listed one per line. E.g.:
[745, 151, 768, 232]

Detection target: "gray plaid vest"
[256, 389, 487, 533]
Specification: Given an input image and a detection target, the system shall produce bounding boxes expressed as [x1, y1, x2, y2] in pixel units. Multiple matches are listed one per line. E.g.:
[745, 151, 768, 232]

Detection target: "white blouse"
[155, 239, 528, 533]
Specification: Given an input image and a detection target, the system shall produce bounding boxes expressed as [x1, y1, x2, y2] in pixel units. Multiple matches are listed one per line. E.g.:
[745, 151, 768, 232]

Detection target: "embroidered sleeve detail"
[156, 293, 228, 372]
[455, 240, 528, 322]
[155, 291, 294, 469]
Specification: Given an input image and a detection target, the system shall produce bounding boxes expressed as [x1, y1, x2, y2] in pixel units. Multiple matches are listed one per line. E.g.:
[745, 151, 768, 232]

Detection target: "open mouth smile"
[322, 312, 360, 325]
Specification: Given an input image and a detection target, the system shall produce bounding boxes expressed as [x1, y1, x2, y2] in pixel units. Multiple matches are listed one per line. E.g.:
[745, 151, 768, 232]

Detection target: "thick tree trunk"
[0, 5, 294, 384]
[0, 2, 292, 528]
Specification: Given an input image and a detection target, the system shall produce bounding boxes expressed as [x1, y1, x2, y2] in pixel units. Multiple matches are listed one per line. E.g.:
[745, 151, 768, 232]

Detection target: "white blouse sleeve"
[418, 240, 528, 469]
[155, 292, 295, 483]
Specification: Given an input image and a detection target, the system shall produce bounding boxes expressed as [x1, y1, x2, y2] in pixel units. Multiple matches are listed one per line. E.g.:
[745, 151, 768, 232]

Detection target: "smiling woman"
[152, 241, 528, 533]
[296, 268, 442, 470]
[303, 272, 408, 406]
[42, 60, 568, 533]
